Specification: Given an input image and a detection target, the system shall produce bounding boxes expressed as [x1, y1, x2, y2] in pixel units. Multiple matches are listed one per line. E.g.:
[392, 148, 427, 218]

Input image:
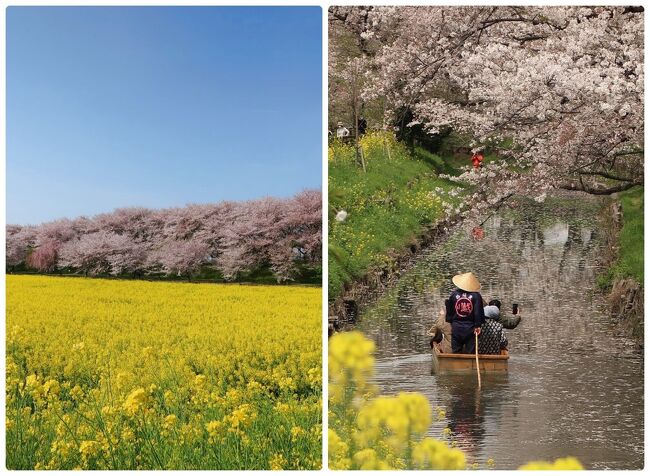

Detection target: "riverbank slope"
[600, 187, 644, 342]
[328, 132, 476, 306]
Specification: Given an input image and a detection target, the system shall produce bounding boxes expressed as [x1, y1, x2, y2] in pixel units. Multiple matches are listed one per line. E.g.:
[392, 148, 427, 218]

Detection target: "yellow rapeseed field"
[6, 275, 321, 470]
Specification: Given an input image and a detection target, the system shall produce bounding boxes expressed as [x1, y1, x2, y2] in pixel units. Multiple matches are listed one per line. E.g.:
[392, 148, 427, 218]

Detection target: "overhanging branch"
[561, 180, 643, 195]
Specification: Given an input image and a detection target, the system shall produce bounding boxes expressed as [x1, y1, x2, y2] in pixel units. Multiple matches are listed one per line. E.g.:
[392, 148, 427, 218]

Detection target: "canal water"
[357, 195, 644, 469]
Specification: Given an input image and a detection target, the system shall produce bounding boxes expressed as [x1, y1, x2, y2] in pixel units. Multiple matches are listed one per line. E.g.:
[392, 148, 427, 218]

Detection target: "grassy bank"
[599, 186, 644, 288]
[328, 132, 464, 300]
[615, 187, 644, 284]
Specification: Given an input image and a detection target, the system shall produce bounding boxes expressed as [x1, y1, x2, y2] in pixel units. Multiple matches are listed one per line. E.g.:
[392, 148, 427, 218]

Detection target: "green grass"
[614, 187, 644, 284]
[328, 133, 464, 300]
[597, 186, 644, 290]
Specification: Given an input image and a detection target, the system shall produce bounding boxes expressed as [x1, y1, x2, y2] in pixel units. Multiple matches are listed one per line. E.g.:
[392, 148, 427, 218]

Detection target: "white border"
[1, 1, 647, 473]
[321, 2, 329, 471]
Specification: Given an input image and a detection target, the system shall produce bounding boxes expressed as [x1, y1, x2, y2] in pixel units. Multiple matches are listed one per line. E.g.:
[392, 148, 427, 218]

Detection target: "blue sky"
[7, 7, 322, 225]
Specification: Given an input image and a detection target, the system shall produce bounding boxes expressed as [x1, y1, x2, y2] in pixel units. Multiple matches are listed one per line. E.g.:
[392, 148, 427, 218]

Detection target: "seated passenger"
[478, 303, 507, 355]
[429, 309, 452, 353]
[487, 299, 522, 330]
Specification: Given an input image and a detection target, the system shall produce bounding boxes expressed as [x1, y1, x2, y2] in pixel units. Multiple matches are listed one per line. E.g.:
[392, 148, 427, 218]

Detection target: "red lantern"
[471, 152, 484, 169]
[472, 226, 485, 240]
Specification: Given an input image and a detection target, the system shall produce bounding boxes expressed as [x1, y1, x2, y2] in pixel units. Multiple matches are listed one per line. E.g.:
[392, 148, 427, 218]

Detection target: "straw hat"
[452, 272, 481, 292]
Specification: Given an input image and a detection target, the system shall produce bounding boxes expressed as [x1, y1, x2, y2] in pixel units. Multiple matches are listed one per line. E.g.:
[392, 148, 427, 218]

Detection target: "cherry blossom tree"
[6, 191, 322, 281]
[26, 240, 59, 272]
[331, 6, 643, 221]
[269, 190, 323, 281]
[6, 225, 36, 271]
[217, 198, 284, 280]
[148, 238, 210, 280]
[58, 231, 148, 277]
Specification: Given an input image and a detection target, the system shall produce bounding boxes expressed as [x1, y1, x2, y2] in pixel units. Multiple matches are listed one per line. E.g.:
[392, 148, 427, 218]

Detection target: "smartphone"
[512, 303, 519, 315]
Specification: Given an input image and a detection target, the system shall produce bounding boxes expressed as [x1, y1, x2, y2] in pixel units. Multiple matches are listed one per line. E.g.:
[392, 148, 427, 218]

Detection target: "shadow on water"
[359, 195, 644, 469]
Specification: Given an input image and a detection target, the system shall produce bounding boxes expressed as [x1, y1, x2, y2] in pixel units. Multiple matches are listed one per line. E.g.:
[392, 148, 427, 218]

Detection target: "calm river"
[357, 195, 644, 469]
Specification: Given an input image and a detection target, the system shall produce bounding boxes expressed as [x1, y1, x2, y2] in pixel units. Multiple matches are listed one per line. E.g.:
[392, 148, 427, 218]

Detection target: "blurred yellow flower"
[519, 457, 584, 470]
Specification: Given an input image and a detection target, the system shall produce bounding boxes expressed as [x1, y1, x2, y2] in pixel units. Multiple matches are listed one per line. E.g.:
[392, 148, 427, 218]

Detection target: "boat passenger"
[487, 299, 522, 330]
[478, 304, 508, 355]
[429, 308, 452, 353]
[446, 272, 485, 354]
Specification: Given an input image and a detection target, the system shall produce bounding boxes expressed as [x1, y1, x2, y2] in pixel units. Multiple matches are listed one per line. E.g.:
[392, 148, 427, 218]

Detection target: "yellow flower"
[43, 379, 61, 397]
[278, 377, 295, 391]
[356, 392, 431, 453]
[164, 414, 178, 429]
[205, 420, 225, 444]
[519, 457, 583, 470]
[70, 385, 84, 401]
[79, 440, 99, 458]
[206, 419, 222, 432]
[328, 429, 351, 470]
[194, 374, 207, 388]
[72, 342, 85, 352]
[411, 437, 466, 469]
[25, 374, 39, 389]
[269, 453, 287, 470]
[227, 404, 255, 429]
[329, 331, 375, 406]
[115, 372, 132, 390]
[353, 448, 391, 470]
[122, 388, 148, 415]
[291, 426, 305, 440]
[121, 427, 135, 443]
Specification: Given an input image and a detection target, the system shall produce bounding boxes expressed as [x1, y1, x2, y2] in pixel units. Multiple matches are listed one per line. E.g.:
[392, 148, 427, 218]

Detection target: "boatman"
[445, 272, 485, 354]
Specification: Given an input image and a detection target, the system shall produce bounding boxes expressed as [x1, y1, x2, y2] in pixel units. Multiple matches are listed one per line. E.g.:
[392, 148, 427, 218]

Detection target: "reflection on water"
[358, 196, 643, 469]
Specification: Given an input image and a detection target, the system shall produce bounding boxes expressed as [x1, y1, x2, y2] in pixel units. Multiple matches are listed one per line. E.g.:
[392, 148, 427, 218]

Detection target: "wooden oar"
[474, 332, 481, 388]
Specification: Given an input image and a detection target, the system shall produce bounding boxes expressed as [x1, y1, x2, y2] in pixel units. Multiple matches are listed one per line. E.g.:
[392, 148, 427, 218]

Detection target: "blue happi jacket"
[445, 289, 485, 335]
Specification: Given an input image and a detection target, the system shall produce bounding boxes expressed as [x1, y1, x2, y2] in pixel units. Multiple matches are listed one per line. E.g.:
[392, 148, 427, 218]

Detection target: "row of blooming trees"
[330, 6, 643, 220]
[6, 190, 322, 282]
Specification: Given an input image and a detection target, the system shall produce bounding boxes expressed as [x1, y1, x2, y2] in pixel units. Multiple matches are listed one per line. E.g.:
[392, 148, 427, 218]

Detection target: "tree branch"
[561, 180, 643, 195]
[579, 170, 636, 182]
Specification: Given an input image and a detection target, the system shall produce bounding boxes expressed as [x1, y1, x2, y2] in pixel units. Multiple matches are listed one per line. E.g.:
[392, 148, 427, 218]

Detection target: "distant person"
[336, 122, 350, 138]
[429, 308, 452, 353]
[357, 116, 367, 136]
[486, 299, 522, 330]
[471, 149, 484, 169]
[445, 272, 485, 354]
[478, 303, 508, 354]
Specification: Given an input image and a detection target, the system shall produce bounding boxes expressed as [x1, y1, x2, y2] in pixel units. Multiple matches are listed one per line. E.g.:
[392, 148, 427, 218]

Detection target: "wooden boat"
[432, 347, 509, 373]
